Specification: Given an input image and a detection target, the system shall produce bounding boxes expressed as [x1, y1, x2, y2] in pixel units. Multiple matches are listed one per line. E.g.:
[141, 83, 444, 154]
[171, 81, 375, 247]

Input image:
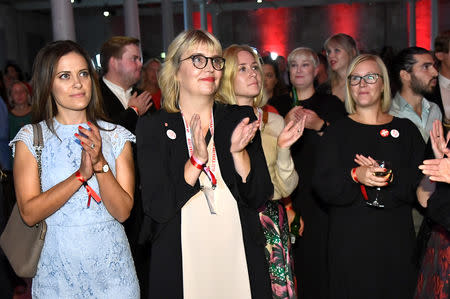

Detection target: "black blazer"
[100, 78, 139, 133]
[136, 103, 273, 299]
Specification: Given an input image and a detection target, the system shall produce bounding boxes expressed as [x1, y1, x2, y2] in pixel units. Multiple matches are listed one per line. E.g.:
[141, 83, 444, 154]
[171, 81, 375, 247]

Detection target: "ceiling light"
[103, 10, 110, 17]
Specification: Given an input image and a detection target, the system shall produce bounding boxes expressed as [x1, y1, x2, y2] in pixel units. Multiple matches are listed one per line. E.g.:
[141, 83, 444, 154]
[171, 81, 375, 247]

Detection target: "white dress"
[181, 138, 252, 299]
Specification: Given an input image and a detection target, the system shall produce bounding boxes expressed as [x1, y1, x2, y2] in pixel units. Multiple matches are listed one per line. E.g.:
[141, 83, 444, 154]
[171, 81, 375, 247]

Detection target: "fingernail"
[74, 133, 79, 137]
[81, 141, 84, 145]
[87, 121, 92, 125]
[78, 126, 83, 130]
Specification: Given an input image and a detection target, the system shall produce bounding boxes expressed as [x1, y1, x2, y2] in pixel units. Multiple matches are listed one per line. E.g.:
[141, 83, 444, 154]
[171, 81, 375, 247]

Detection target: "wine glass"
[366, 160, 391, 208]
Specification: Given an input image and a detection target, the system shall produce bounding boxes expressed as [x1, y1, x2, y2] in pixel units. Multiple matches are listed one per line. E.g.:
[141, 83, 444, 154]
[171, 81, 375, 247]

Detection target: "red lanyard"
[181, 109, 217, 188]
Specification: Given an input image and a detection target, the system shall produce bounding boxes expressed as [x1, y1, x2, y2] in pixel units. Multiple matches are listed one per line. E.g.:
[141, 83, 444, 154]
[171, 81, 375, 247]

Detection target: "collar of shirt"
[390, 92, 441, 142]
[102, 77, 133, 110]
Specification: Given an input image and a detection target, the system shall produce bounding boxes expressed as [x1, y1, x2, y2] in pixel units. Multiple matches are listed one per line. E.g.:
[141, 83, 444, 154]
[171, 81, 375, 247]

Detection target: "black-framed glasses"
[348, 73, 382, 86]
[180, 54, 226, 71]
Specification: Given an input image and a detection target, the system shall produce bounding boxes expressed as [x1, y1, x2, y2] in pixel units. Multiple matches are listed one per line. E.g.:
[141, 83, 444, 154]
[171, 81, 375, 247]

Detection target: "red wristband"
[75, 170, 86, 183]
[75, 171, 102, 207]
[129, 105, 139, 115]
[190, 155, 204, 170]
[351, 168, 359, 183]
[285, 205, 293, 211]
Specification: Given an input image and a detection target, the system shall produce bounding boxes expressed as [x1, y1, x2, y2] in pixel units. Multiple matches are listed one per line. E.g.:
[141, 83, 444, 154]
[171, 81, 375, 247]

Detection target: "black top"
[267, 93, 293, 117]
[313, 116, 425, 299]
[136, 103, 273, 299]
[100, 78, 156, 133]
[289, 92, 346, 299]
[427, 182, 450, 231]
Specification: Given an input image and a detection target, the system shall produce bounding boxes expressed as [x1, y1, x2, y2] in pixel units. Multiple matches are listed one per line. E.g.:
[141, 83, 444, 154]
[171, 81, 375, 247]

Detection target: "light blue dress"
[10, 119, 139, 298]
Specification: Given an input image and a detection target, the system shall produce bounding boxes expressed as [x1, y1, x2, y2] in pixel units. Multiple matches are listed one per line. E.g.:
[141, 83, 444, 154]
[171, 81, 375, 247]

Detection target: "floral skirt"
[260, 200, 297, 299]
[415, 225, 450, 299]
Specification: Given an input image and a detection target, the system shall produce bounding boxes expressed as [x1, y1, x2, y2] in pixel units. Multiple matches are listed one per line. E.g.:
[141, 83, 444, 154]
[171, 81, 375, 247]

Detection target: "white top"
[439, 73, 450, 121]
[181, 139, 251, 299]
[102, 77, 133, 110]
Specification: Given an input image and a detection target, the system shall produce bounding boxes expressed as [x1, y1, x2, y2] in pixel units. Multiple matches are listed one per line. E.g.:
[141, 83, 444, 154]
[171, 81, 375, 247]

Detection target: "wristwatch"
[95, 163, 109, 173]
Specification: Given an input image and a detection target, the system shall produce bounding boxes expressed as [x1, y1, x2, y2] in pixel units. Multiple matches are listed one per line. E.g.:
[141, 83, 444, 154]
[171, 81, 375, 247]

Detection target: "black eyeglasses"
[348, 73, 383, 86]
[180, 54, 226, 71]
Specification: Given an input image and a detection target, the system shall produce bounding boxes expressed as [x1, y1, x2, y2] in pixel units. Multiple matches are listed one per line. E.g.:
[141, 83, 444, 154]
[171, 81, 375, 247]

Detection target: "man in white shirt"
[390, 47, 441, 142]
[100, 36, 153, 133]
[389, 47, 440, 235]
[429, 31, 450, 125]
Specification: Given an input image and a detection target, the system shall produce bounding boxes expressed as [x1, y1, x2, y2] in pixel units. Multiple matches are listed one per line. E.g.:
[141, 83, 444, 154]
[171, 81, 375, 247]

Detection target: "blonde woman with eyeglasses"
[312, 54, 425, 299]
[136, 30, 273, 299]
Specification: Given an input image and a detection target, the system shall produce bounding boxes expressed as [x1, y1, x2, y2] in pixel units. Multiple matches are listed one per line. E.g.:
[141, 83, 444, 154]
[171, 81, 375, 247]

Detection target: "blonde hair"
[345, 54, 391, 114]
[287, 47, 319, 68]
[159, 29, 222, 113]
[324, 33, 358, 85]
[217, 44, 265, 108]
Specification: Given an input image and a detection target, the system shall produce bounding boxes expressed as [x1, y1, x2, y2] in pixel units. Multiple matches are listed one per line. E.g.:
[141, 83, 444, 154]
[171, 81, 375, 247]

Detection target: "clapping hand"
[190, 114, 208, 164]
[75, 122, 105, 178]
[419, 158, 450, 184]
[430, 120, 450, 159]
[128, 91, 153, 116]
[230, 117, 259, 153]
[277, 116, 306, 149]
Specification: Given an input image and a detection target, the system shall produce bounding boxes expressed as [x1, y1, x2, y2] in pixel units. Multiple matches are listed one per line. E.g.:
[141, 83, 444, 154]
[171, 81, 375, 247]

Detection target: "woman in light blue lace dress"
[10, 40, 139, 298]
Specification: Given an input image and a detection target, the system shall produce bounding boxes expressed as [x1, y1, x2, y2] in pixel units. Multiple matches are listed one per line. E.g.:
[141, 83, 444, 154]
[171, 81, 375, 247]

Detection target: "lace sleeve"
[8, 124, 36, 158]
[108, 124, 136, 159]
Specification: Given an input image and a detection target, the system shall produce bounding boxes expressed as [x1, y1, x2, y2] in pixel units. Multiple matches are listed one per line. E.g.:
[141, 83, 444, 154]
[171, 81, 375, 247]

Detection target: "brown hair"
[8, 80, 31, 107]
[31, 40, 107, 135]
[435, 30, 450, 53]
[100, 36, 140, 74]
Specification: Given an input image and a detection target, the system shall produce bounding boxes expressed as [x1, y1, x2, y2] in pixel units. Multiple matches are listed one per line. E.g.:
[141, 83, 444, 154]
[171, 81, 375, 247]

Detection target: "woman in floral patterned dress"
[217, 44, 305, 298]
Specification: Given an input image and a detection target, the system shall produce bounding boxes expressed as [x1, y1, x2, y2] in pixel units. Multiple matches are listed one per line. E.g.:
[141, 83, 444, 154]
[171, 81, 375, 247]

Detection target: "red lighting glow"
[415, 0, 431, 49]
[327, 4, 360, 40]
[254, 7, 290, 58]
[192, 12, 213, 33]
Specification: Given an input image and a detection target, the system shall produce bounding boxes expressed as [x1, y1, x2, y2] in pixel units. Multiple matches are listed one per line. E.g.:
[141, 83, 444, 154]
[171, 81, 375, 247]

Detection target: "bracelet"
[285, 205, 293, 211]
[351, 168, 359, 183]
[75, 171, 101, 207]
[190, 155, 204, 170]
[129, 105, 139, 115]
[317, 120, 327, 133]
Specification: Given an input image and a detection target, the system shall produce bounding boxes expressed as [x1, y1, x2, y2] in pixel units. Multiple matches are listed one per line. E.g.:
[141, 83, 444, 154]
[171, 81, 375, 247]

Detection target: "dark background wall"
[0, 0, 449, 77]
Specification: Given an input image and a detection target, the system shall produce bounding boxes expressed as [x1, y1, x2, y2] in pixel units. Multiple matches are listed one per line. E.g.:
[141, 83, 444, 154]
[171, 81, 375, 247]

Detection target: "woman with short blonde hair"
[138, 30, 274, 298]
[313, 54, 424, 298]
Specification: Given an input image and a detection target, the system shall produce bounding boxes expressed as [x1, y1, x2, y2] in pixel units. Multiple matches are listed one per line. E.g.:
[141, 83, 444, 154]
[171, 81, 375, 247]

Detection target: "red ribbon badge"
[380, 129, 389, 137]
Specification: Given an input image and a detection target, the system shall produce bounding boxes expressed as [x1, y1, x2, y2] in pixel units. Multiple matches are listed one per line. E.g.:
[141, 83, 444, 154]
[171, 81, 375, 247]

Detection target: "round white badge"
[390, 129, 399, 138]
[166, 129, 176, 140]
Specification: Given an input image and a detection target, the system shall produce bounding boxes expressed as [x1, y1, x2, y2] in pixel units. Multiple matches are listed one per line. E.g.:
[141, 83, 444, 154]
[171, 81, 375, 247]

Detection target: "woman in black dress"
[284, 47, 346, 299]
[313, 54, 425, 299]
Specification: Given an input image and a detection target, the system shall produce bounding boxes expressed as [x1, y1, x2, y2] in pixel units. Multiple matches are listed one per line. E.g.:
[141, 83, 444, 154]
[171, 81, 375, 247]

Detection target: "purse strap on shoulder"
[31, 123, 44, 191]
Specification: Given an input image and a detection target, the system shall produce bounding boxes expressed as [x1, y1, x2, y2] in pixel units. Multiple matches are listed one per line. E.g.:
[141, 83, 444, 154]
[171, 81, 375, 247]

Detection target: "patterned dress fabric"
[415, 225, 450, 299]
[10, 119, 139, 298]
[260, 200, 296, 299]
